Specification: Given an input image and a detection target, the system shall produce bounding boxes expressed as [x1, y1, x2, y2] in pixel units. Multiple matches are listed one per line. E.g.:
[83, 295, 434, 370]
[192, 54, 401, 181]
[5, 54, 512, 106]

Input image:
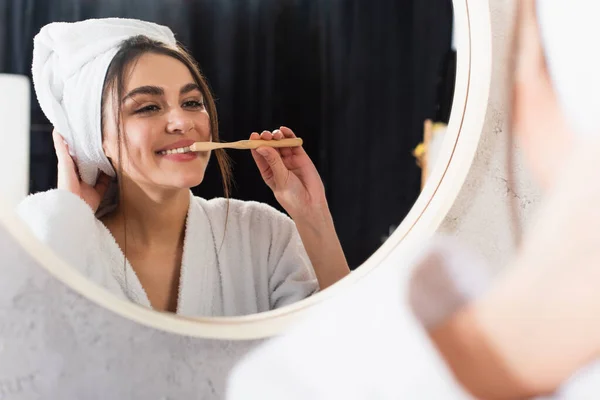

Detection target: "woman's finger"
[280, 126, 307, 156]
[250, 132, 261, 140]
[254, 146, 289, 190]
[94, 173, 111, 199]
[273, 129, 293, 158]
[52, 130, 81, 190]
[515, 0, 547, 84]
[250, 131, 271, 174]
[52, 130, 73, 166]
[279, 126, 296, 138]
[260, 130, 273, 140]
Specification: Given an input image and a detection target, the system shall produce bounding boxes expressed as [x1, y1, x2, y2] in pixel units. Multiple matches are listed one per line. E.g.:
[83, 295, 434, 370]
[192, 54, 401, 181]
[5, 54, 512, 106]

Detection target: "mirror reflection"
[1, 0, 456, 316]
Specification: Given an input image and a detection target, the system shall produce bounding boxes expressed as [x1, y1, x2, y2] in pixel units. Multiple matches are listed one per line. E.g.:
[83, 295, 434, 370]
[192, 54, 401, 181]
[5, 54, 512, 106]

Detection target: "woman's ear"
[102, 139, 112, 160]
[102, 134, 118, 163]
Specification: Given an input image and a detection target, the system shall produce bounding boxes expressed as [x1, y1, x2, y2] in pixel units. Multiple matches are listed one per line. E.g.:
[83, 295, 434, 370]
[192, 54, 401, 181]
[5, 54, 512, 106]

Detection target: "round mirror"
[0, 0, 490, 339]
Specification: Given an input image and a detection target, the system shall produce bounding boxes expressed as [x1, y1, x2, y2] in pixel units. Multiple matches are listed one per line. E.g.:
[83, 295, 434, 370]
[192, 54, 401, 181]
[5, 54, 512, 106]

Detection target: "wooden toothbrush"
[188, 138, 303, 152]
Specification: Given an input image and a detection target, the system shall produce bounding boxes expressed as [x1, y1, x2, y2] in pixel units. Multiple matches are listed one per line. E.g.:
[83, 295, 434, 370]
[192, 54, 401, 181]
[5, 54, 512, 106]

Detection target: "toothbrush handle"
[233, 138, 303, 149]
[191, 138, 303, 151]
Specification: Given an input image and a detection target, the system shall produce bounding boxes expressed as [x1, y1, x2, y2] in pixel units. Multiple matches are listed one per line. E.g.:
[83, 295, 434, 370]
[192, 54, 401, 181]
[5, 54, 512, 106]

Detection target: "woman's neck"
[103, 180, 191, 250]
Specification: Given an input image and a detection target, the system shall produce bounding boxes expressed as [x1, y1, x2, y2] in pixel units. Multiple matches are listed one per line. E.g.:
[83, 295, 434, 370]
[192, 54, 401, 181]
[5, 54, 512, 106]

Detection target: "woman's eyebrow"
[180, 83, 201, 95]
[122, 85, 164, 102]
[122, 83, 201, 103]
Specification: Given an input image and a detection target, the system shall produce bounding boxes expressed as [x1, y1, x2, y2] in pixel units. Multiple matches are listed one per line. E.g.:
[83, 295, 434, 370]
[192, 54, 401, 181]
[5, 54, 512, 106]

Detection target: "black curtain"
[1, 0, 454, 269]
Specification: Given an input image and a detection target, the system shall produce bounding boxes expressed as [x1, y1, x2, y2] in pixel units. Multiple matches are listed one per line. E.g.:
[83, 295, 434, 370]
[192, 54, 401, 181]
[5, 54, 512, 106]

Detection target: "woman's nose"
[166, 108, 193, 134]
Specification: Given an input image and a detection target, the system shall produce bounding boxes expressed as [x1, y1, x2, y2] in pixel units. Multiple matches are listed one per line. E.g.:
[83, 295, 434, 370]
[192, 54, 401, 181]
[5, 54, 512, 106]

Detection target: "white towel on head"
[32, 18, 177, 186]
[537, 0, 600, 139]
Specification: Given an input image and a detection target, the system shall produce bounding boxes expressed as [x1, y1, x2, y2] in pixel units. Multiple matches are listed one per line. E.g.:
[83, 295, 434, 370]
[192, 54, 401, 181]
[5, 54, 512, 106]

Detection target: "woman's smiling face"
[102, 52, 212, 192]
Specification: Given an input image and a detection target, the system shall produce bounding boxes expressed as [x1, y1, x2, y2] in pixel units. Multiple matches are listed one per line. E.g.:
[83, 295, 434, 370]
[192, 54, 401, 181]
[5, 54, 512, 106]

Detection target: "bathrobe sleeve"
[16, 189, 99, 277]
[265, 208, 319, 309]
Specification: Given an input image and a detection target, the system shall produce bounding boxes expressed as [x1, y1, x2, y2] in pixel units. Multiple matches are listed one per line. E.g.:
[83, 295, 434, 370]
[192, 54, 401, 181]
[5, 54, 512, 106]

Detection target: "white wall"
[439, 0, 542, 273]
[0, 74, 30, 208]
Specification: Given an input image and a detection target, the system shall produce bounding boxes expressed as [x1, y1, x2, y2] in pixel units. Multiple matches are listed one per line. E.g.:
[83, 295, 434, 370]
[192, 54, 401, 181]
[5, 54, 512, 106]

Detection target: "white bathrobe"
[16, 190, 319, 316]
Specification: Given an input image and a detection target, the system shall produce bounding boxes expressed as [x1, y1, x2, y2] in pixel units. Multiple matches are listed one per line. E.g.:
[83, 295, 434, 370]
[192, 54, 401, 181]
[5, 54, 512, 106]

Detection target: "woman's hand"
[251, 126, 350, 288]
[431, 139, 600, 399]
[250, 126, 327, 220]
[53, 129, 110, 212]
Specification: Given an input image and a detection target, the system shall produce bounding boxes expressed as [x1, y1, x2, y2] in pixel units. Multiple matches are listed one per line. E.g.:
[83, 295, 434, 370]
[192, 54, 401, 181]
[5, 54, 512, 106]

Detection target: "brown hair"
[100, 36, 233, 275]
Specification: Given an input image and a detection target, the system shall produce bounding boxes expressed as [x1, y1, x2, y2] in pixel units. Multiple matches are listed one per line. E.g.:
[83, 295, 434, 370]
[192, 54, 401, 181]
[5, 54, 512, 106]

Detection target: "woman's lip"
[158, 152, 199, 162]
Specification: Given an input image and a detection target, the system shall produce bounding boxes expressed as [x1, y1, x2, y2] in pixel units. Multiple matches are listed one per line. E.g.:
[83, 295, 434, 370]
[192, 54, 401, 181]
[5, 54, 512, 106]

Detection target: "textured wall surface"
[0, 1, 534, 399]
[438, 0, 542, 272]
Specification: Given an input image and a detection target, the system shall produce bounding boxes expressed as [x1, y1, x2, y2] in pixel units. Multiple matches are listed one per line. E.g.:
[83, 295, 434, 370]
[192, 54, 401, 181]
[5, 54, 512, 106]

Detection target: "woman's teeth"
[158, 147, 191, 155]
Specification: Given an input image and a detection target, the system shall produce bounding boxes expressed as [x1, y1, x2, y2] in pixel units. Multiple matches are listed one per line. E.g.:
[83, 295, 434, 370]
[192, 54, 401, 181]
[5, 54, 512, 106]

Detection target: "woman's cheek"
[196, 114, 211, 139]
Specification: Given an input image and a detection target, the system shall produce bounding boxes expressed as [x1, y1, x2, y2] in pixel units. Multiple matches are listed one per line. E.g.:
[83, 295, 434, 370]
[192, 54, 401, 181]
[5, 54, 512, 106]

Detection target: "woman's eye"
[134, 105, 160, 114]
[183, 100, 205, 109]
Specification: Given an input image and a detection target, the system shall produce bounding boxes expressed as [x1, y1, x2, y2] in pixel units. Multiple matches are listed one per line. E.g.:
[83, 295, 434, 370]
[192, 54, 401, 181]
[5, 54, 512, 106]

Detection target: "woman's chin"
[163, 172, 205, 190]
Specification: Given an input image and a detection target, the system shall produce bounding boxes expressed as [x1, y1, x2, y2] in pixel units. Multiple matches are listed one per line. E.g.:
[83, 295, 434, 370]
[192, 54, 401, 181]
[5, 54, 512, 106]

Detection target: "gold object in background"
[414, 119, 447, 190]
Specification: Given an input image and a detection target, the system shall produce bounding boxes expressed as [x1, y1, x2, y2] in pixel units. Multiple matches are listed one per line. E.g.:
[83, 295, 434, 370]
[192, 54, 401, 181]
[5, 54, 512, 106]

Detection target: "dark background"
[0, 0, 455, 269]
